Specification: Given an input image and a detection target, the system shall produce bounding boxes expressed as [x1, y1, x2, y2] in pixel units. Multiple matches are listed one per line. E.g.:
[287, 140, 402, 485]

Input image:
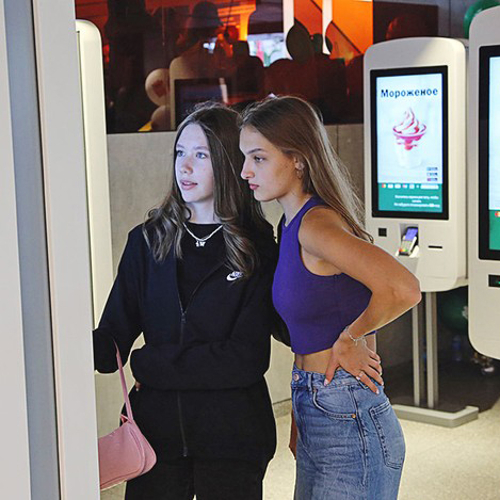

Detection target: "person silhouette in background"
[167, 2, 231, 129]
[265, 23, 347, 122]
[105, 0, 156, 132]
[229, 41, 265, 111]
[169, 2, 226, 83]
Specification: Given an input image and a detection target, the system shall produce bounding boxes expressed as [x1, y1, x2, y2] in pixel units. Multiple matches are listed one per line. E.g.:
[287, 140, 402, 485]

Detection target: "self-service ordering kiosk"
[364, 38, 477, 426]
[468, 7, 500, 361]
[76, 20, 125, 441]
[76, 20, 113, 325]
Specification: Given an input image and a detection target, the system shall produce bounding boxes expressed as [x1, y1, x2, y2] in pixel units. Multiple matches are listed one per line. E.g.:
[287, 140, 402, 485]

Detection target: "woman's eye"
[196, 152, 208, 159]
[175, 150, 185, 157]
[254, 156, 264, 163]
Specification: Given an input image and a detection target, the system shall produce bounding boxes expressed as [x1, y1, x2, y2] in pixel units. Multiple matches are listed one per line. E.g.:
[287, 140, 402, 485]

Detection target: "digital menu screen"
[479, 46, 500, 260]
[370, 66, 449, 219]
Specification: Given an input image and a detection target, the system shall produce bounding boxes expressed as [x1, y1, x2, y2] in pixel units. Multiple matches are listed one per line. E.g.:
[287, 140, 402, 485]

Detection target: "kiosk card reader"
[468, 7, 500, 360]
[364, 38, 477, 427]
[399, 227, 419, 256]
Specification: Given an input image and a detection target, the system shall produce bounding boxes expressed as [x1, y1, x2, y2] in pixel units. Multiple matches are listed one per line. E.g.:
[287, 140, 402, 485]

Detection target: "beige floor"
[102, 398, 500, 500]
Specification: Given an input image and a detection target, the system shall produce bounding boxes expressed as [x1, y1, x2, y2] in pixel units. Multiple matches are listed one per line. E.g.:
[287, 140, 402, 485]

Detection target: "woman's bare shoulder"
[300, 205, 352, 240]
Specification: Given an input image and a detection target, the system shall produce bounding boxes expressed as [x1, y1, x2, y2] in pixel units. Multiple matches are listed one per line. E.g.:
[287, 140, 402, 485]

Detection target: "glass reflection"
[74, 0, 439, 132]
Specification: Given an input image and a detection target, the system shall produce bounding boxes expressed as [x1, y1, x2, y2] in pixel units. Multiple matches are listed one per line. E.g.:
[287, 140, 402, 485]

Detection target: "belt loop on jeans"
[307, 373, 313, 391]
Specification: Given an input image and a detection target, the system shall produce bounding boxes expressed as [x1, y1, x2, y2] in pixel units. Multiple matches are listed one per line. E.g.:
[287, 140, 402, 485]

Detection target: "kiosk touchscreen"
[371, 67, 448, 220]
[365, 38, 467, 293]
[479, 46, 500, 261]
[469, 7, 500, 360]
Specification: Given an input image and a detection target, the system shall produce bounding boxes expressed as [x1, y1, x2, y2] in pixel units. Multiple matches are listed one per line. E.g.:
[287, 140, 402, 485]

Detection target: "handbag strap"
[113, 342, 134, 421]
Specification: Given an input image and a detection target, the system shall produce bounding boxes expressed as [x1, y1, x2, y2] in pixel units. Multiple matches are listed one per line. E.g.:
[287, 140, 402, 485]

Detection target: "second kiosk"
[364, 37, 477, 426]
[468, 7, 500, 361]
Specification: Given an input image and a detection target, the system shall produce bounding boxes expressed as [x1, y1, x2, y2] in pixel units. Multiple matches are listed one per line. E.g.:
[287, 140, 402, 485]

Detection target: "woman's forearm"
[348, 286, 421, 339]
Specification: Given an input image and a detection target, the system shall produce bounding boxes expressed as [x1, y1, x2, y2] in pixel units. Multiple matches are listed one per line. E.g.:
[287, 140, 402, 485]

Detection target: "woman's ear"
[294, 162, 305, 179]
[293, 156, 306, 179]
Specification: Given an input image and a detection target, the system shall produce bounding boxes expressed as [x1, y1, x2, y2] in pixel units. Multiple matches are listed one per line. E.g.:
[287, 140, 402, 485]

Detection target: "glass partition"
[75, 0, 445, 132]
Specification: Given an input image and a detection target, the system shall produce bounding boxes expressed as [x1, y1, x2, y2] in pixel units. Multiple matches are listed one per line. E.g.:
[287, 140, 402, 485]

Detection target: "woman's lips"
[249, 184, 259, 190]
[180, 180, 197, 190]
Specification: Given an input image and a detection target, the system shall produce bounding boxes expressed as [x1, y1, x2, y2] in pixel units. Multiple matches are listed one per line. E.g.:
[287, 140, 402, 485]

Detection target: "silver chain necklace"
[182, 223, 223, 248]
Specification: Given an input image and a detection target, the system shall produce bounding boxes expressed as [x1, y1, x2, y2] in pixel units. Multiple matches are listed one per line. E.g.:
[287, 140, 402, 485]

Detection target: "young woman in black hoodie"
[93, 102, 278, 499]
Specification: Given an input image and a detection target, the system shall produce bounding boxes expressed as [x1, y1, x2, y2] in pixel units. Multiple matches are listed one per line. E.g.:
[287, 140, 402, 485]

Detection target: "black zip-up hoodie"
[93, 224, 277, 468]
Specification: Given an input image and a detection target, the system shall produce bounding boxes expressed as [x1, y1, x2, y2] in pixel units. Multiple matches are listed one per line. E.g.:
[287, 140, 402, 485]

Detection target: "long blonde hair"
[241, 96, 372, 242]
[144, 101, 272, 276]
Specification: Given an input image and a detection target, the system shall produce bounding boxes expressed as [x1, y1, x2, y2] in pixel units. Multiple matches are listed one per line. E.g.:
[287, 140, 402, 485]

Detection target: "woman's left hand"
[324, 331, 383, 393]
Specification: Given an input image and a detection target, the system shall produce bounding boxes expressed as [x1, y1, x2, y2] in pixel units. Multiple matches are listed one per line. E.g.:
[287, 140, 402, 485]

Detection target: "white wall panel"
[0, 0, 31, 496]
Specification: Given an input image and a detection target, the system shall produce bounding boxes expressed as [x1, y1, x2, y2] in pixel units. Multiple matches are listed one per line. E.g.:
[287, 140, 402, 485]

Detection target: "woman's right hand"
[324, 330, 383, 394]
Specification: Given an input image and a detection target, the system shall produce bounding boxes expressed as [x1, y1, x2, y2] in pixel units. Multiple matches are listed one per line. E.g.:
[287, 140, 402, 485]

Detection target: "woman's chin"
[253, 190, 273, 203]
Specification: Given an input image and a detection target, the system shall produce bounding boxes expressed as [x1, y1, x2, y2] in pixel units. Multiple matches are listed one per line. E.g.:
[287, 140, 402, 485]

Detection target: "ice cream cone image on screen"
[393, 108, 427, 167]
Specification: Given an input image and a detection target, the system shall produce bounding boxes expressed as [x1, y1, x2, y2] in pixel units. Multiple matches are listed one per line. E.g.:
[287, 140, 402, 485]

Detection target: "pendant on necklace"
[195, 241, 206, 248]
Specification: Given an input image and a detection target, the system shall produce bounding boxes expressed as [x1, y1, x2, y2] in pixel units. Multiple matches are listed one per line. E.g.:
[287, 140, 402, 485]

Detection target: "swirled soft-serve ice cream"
[393, 108, 427, 150]
[392, 108, 427, 168]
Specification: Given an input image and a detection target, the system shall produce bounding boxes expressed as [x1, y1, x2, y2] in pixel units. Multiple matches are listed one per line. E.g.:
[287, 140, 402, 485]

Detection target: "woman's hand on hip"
[324, 331, 383, 393]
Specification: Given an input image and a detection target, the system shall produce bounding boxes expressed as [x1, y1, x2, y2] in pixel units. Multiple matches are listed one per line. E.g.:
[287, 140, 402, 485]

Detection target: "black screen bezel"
[370, 65, 449, 220]
[478, 45, 500, 261]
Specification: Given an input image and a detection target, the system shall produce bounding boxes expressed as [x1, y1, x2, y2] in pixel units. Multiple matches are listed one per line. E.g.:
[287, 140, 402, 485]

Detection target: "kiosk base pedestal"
[393, 404, 479, 428]
[393, 292, 479, 427]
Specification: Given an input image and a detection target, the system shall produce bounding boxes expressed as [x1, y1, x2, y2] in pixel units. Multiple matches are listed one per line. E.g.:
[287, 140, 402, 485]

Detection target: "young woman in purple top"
[240, 96, 421, 500]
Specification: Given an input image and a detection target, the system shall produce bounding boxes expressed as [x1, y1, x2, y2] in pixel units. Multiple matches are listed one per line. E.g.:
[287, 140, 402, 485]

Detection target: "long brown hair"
[144, 101, 271, 276]
[241, 96, 373, 242]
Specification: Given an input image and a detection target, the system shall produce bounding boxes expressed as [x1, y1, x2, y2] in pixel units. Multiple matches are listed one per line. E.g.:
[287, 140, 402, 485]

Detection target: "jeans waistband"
[291, 365, 360, 390]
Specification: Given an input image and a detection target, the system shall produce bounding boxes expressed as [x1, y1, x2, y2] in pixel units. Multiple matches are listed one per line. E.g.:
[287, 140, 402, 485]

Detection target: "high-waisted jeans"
[291, 366, 405, 500]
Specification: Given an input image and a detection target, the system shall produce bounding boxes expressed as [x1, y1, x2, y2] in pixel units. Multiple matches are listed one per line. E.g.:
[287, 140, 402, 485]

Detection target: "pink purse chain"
[97, 343, 157, 490]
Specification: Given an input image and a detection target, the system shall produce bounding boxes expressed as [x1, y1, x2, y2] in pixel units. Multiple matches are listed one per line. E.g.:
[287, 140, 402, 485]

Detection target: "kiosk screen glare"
[488, 57, 500, 251]
[371, 67, 448, 219]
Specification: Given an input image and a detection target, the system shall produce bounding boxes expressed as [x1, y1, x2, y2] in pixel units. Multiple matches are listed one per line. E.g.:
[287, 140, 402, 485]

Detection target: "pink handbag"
[98, 344, 157, 490]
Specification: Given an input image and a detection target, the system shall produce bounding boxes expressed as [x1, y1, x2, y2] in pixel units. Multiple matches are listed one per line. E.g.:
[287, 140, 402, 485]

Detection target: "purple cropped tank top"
[272, 197, 374, 355]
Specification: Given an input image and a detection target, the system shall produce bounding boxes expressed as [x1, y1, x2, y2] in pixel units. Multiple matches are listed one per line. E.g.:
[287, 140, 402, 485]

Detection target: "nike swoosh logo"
[227, 271, 244, 281]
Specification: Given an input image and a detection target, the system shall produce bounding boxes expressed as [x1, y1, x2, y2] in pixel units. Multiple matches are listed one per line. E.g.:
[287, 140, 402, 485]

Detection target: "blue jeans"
[291, 366, 405, 500]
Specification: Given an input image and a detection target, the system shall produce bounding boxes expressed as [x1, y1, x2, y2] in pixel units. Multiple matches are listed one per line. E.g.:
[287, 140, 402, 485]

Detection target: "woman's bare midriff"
[295, 348, 333, 373]
[294, 336, 377, 374]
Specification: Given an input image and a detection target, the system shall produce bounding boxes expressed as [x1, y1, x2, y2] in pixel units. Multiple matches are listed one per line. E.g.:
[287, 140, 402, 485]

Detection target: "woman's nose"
[241, 161, 254, 180]
[180, 160, 192, 174]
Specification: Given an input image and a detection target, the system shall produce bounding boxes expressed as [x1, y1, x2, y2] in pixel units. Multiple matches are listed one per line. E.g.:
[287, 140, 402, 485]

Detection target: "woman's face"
[175, 123, 215, 211]
[239, 126, 301, 202]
